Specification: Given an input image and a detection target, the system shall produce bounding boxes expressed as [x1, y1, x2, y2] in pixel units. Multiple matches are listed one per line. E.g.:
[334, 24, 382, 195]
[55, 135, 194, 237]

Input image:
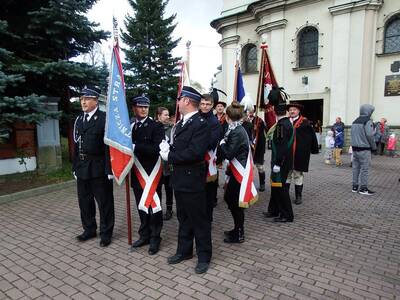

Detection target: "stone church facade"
[211, 0, 400, 131]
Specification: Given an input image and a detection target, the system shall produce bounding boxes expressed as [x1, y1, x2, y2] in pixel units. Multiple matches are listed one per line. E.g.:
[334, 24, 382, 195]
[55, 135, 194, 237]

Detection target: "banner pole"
[125, 177, 132, 245]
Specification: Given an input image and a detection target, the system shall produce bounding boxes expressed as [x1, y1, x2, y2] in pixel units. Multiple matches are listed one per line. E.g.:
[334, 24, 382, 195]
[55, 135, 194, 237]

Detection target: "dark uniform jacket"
[219, 125, 249, 171]
[200, 110, 223, 151]
[252, 116, 266, 164]
[73, 109, 112, 180]
[130, 117, 164, 189]
[271, 117, 293, 172]
[292, 116, 319, 172]
[168, 112, 210, 192]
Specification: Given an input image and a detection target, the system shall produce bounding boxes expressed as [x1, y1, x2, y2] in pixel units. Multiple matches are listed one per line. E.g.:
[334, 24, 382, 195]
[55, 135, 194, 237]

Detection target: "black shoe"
[163, 210, 173, 221]
[223, 229, 235, 237]
[259, 184, 265, 192]
[352, 185, 358, 193]
[294, 198, 302, 205]
[358, 188, 375, 195]
[148, 243, 160, 255]
[224, 235, 244, 243]
[262, 212, 278, 218]
[99, 239, 111, 247]
[195, 262, 209, 274]
[131, 238, 149, 248]
[273, 217, 293, 223]
[167, 253, 193, 265]
[76, 232, 96, 242]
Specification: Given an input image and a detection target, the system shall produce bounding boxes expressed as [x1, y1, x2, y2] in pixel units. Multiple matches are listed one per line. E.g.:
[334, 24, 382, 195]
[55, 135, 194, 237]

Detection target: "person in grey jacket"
[350, 104, 377, 195]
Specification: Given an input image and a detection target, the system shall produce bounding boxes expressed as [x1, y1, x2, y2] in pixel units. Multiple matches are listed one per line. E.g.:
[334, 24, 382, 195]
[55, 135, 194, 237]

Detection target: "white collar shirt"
[85, 107, 98, 122]
[182, 111, 198, 126]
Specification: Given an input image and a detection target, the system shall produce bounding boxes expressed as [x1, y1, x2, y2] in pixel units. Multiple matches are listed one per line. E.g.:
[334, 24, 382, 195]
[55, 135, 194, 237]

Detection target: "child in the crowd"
[387, 133, 397, 157]
[324, 130, 335, 164]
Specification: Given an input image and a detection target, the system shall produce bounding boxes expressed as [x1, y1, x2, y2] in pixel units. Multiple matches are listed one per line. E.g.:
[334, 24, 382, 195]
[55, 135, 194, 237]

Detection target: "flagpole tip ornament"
[260, 42, 268, 49]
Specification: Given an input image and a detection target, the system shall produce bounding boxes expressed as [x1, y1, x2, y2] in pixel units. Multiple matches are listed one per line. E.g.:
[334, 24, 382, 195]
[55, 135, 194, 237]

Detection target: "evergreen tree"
[0, 20, 55, 132]
[0, 0, 109, 117]
[122, 0, 180, 109]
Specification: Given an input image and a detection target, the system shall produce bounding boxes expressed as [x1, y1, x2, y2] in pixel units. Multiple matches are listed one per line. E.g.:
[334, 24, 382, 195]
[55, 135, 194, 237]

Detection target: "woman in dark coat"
[218, 102, 251, 243]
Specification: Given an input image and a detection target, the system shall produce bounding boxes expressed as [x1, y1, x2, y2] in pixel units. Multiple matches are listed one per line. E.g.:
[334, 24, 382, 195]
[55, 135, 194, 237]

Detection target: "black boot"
[294, 185, 303, 205]
[224, 227, 244, 243]
[259, 172, 265, 192]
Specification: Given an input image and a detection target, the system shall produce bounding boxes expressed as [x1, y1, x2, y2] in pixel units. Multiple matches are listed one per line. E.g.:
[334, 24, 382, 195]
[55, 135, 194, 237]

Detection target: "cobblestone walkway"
[1, 153, 399, 299]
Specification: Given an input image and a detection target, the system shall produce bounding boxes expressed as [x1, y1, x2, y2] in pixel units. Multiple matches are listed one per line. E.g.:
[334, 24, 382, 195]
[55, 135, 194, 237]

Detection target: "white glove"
[160, 150, 169, 161]
[219, 139, 226, 146]
[107, 175, 114, 180]
[73, 172, 77, 180]
[272, 165, 281, 173]
[159, 140, 170, 152]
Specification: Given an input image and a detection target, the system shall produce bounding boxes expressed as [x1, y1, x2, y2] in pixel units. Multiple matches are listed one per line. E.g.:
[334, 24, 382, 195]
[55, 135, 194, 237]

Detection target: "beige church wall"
[372, 55, 400, 125]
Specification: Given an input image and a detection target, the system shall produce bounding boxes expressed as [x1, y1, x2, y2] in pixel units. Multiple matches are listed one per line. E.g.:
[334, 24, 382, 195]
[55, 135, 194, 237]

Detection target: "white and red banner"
[133, 157, 163, 214]
[228, 150, 258, 208]
[205, 148, 218, 182]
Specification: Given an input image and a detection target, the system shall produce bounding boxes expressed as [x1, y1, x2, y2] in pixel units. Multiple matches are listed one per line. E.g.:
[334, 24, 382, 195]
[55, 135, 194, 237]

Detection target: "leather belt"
[78, 153, 103, 161]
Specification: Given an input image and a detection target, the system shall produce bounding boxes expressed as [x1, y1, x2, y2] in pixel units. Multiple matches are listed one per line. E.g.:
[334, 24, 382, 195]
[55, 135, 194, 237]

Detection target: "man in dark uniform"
[200, 94, 223, 220]
[286, 102, 319, 204]
[246, 107, 267, 191]
[130, 95, 165, 255]
[73, 86, 114, 247]
[264, 89, 294, 222]
[159, 86, 212, 274]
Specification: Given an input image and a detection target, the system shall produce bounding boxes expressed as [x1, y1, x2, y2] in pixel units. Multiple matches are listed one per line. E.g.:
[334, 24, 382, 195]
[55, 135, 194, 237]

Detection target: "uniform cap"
[179, 86, 202, 102]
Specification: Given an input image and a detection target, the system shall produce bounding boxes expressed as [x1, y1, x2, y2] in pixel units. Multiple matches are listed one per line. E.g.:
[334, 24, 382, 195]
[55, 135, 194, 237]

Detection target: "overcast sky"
[87, 0, 223, 91]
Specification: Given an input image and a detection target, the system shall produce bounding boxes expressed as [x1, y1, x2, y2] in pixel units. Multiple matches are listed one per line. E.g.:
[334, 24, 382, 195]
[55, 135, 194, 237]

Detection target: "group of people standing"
[72, 85, 320, 274]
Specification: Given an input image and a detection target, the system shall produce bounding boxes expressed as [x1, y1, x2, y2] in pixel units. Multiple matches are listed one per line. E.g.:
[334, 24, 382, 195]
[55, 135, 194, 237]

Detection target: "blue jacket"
[332, 121, 345, 148]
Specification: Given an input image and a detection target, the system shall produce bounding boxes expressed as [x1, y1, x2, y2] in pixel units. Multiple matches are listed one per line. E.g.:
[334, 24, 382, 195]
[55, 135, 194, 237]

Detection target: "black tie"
[83, 113, 89, 129]
[135, 122, 142, 131]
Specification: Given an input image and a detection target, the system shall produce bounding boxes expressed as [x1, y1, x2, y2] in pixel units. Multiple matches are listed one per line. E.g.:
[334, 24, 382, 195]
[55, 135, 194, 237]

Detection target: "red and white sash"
[133, 157, 163, 214]
[228, 150, 258, 208]
[205, 148, 218, 182]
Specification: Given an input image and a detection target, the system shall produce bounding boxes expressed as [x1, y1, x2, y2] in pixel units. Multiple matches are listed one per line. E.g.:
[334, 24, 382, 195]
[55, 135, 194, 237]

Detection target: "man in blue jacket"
[351, 104, 377, 195]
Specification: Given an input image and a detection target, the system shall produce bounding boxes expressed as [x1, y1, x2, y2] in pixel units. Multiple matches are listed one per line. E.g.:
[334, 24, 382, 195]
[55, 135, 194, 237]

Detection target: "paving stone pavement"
[0, 152, 399, 300]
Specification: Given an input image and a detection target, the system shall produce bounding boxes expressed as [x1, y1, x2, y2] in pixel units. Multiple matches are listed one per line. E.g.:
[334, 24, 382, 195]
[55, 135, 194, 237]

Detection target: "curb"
[0, 180, 76, 205]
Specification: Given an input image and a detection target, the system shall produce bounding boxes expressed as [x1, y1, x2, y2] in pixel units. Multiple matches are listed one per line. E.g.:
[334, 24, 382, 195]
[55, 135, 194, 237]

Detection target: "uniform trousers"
[224, 176, 244, 230]
[352, 150, 371, 188]
[174, 190, 212, 263]
[205, 179, 218, 222]
[133, 185, 163, 244]
[161, 175, 173, 211]
[77, 176, 114, 240]
[267, 170, 293, 220]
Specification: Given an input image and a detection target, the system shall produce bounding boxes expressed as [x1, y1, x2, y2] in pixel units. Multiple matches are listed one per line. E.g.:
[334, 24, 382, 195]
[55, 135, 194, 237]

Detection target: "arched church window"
[244, 44, 257, 73]
[384, 15, 400, 54]
[298, 26, 319, 68]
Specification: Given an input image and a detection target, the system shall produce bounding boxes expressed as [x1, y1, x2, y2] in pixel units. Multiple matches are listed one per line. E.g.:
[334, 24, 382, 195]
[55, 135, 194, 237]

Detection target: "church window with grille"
[244, 44, 257, 73]
[298, 27, 319, 68]
[384, 15, 400, 54]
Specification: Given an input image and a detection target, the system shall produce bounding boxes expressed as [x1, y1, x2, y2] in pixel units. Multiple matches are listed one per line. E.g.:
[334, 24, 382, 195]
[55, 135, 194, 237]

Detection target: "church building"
[211, 0, 400, 130]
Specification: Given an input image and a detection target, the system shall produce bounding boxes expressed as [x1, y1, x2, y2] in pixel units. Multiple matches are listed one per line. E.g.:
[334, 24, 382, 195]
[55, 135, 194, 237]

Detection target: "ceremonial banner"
[104, 45, 134, 185]
[175, 61, 191, 122]
[233, 61, 246, 103]
[256, 45, 279, 130]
